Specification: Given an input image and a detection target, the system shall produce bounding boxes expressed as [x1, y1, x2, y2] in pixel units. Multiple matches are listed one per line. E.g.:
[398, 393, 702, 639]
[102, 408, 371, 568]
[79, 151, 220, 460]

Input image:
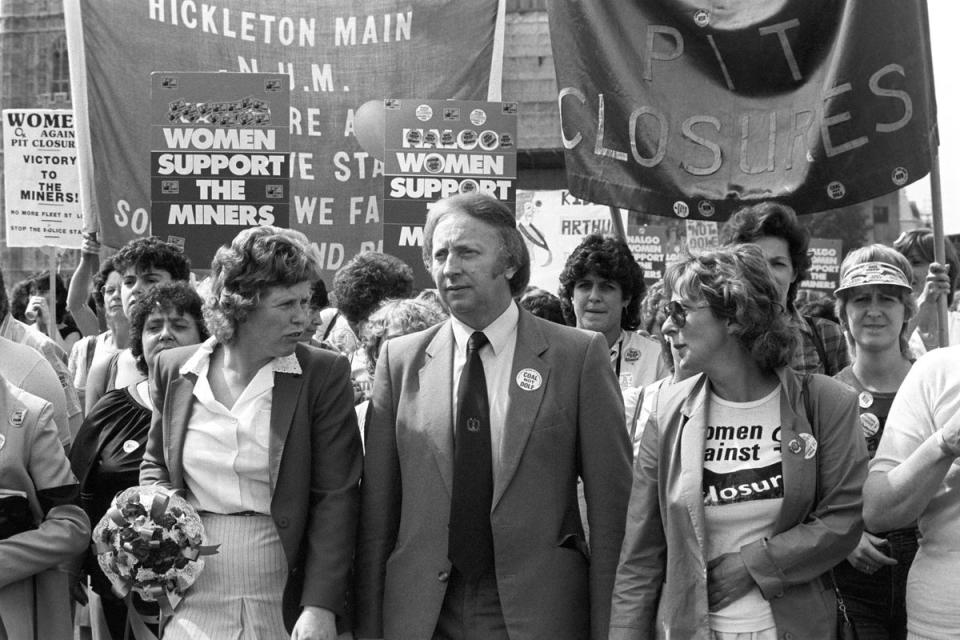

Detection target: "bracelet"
[935, 429, 959, 459]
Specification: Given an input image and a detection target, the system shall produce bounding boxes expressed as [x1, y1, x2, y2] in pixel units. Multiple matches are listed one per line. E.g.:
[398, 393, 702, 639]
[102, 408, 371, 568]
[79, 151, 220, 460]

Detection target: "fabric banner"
[2, 109, 83, 248]
[548, 0, 936, 221]
[66, 0, 498, 275]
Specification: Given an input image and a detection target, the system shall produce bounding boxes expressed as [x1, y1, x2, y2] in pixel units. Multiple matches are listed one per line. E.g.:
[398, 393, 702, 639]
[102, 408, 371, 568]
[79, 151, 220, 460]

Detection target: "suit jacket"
[0, 378, 89, 640]
[140, 341, 362, 632]
[356, 309, 633, 640]
[609, 369, 868, 640]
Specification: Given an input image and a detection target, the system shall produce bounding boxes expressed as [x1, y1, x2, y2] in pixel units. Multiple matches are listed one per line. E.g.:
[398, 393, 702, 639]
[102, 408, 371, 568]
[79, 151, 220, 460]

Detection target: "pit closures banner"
[548, 0, 937, 221]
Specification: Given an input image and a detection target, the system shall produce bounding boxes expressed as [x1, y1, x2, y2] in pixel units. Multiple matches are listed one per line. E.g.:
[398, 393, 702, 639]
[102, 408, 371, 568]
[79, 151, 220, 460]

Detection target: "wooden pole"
[929, 149, 950, 347]
[608, 206, 627, 241]
[487, 0, 507, 102]
[46, 247, 58, 341]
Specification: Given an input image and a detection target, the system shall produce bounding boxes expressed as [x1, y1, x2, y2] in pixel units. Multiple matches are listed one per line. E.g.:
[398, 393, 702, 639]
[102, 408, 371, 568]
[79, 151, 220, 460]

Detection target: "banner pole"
[46, 248, 59, 342]
[608, 206, 626, 242]
[929, 148, 949, 348]
[487, 0, 507, 102]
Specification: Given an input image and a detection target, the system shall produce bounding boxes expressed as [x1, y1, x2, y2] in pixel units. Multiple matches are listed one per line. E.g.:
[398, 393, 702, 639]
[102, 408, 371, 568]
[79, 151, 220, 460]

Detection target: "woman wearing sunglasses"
[609, 244, 868, 640]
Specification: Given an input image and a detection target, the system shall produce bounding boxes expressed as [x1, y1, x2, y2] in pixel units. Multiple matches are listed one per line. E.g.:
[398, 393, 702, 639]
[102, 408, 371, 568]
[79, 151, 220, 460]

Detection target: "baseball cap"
[835, 261, 912, 295]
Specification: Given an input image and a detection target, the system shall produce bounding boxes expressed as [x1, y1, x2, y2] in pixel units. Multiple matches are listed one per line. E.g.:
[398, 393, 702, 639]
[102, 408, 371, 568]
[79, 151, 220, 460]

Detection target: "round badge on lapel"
[515, 368, 542, 391]
[9, 409, 26, 428]
[798, 433, 818, 460]
[858, 391, 874, 409]
[788, 438, 803, 455]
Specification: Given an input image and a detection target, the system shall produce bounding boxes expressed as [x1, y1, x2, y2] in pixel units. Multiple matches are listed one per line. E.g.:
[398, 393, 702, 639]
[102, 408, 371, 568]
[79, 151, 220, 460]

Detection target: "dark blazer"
[609, 369, 868, 640]
[140, 342, 362, 631]
[355, 309, 633, 640]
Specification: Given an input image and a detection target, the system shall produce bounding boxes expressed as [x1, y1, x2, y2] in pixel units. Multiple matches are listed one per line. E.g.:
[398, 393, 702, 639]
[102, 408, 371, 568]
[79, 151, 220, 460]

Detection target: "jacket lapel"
[678, 375, 709, 553]
[493, 312, 549, 510]
[165, 374, 196, 490]
[269, 363, 303, 494]
[420, 324, 455, 497]
[773, 370, 817, 533]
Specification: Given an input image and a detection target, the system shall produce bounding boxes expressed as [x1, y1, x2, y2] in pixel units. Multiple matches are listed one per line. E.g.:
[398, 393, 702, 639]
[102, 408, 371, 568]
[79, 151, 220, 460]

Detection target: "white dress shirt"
[450, 302, 519, 480]
[179, 338, 301, 514]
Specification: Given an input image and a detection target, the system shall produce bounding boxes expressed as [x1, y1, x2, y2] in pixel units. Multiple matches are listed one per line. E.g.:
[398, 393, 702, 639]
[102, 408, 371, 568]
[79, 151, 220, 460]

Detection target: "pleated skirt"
[162, 513, 287, 640]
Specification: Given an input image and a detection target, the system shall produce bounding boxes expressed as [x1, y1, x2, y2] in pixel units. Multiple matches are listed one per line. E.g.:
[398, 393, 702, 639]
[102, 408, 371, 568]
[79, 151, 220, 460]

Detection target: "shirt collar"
[180, 336, 302, 376]
[450, 301, 519, 357]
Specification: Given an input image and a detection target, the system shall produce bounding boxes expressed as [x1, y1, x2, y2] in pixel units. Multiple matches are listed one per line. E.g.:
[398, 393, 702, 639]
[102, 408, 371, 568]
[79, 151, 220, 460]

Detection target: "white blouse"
[179, 338, 301, 514]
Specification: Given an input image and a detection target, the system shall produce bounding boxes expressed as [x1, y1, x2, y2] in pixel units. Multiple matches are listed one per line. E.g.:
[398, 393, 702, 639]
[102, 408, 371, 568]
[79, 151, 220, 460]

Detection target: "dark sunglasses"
[661, 300, 709, 328]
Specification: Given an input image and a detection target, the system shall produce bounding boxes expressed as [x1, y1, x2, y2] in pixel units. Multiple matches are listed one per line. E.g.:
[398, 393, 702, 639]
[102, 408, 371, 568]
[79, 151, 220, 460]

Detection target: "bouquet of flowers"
[94, 486, 216, 612]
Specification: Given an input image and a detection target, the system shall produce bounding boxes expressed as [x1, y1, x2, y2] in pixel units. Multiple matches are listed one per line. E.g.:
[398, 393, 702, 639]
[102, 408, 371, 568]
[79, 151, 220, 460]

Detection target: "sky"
[904, 0, 960, 234]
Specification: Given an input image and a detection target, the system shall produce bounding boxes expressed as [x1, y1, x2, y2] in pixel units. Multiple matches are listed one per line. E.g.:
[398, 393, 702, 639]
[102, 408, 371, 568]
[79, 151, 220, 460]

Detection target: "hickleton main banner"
[66, 0, 498, 276]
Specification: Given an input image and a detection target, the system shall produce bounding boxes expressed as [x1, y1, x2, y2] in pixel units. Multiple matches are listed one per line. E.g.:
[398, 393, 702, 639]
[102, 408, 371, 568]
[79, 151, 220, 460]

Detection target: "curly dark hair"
[422, 192, 530, 297]
[893, 229, 960, 306]
[129, 282, 208, 375]
[112, 237, 191, 281]
[332, 252, 415, 326]
[663, 244, 795, 372]
[10, 270, 69, 324]
[519, 287, 567, 325]
[310, 279, 330, 310]
[720, 202, 810, 312]
[557, 234, 645, 330]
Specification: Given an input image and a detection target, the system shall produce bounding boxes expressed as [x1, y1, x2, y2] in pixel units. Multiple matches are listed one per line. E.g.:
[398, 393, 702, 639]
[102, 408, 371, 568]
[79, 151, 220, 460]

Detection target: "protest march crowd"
[3, 191, 960, 640]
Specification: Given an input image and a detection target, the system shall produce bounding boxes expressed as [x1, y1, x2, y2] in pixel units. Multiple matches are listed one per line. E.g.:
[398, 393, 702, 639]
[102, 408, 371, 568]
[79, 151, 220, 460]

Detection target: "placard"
[150, 72, 290, 267]
[2, 109, 82, 248]
[382, 99, 518, 287]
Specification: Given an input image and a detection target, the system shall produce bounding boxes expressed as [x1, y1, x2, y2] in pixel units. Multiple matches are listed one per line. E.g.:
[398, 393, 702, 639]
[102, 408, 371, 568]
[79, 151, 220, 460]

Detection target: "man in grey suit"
[355, 192, 632, 640]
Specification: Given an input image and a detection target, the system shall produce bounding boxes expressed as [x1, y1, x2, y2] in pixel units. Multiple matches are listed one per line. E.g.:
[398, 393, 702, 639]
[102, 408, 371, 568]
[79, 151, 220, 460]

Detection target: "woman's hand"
[25, 295, 50, 329]
[707, 552, 756, 611]
[915, 262, 952, 348]
[845, 532, 896, 574]
[291, 606, 338, 640]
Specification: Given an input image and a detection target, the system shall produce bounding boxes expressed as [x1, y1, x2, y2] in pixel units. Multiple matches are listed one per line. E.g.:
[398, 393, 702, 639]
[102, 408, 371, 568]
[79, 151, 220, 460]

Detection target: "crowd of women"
[1, 199, 960, 640]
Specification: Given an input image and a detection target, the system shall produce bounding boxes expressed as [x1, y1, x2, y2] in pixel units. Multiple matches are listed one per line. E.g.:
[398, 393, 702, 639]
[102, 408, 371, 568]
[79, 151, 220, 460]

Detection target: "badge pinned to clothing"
[515, 368, 543, 391]
[123, 440, 141, 453]
[623, 347, 641, 363]
[9, 409, 26, 428]
[798, 433, 818, 460]
[858, 391, 874, 409]
[860, 413, 880, 438]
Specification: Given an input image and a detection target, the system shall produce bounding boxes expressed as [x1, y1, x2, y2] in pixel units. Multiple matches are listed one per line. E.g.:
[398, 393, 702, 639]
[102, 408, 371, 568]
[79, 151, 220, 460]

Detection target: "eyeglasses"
[661, 300, 710, 328]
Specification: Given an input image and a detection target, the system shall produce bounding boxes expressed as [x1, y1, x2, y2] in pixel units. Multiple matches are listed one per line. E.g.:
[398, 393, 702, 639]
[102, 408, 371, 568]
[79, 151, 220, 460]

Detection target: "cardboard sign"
[2, 109, 82, 248]
[626, 225, 668, 288]
[798, 237, 843, 299]
[382, 99, 518, 287]
[149, 72, 290, 267]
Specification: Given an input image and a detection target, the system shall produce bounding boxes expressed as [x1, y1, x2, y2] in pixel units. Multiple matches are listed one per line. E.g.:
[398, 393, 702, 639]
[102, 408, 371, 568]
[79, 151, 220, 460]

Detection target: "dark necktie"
[448, 331, 494, 579]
